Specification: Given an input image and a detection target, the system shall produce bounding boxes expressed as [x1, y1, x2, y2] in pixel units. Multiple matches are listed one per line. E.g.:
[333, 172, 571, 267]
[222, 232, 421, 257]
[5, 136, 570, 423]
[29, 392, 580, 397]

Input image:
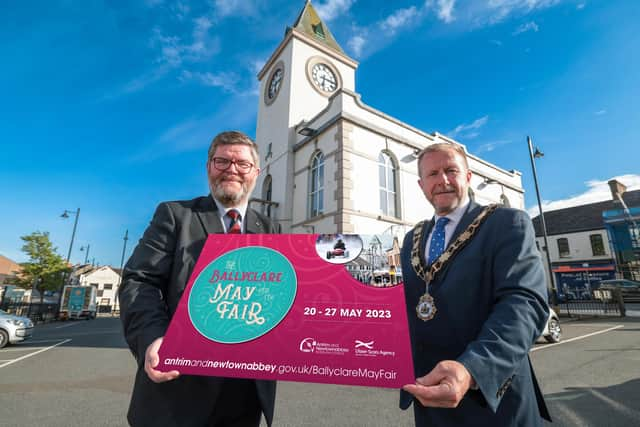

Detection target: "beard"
[211, 175, 254, 207]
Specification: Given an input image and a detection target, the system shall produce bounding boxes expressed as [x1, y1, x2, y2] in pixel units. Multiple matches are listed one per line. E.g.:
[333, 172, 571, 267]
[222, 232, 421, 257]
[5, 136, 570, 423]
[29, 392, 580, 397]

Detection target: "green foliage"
[17, 231, 70, 301]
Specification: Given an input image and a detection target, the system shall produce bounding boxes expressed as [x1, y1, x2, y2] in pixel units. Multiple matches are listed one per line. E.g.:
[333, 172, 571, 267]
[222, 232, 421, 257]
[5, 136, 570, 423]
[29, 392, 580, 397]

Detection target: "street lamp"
[61, 209, 80, 263]
[80, 244, 90, 264]
[58, 208, 80, 311]
[527, 137, 558, 306]
[113, 229, 129, 315]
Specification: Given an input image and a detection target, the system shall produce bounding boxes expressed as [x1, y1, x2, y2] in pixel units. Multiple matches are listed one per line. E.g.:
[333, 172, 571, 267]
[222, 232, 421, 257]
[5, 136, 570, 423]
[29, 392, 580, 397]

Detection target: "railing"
[0, 302, 59, 323]
[555, 289, 626, 318]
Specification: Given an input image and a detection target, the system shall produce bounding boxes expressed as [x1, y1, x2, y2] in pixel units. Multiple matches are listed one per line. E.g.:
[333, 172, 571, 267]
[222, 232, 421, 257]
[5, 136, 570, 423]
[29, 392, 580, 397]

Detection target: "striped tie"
[227, 210, 242, 234]
[428, 217, 450, 265]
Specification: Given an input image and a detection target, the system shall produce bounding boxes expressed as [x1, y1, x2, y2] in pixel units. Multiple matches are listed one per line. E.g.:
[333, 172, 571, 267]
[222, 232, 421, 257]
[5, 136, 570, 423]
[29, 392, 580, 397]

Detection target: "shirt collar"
[434, 197, 470, 224]
[211, 195, 248, 221]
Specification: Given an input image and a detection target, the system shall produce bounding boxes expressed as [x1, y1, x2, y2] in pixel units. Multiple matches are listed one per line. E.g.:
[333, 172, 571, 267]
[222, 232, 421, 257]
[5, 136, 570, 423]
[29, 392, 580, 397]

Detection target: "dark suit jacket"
[119, 195, 278, 427]
[400, 202, 551, 426]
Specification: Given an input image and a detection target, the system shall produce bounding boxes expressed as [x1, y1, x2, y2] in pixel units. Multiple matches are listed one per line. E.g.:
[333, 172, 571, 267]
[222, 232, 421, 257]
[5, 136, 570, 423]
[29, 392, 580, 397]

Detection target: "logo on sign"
[188, 246, 297, 344]
[299, 337, 317, 353]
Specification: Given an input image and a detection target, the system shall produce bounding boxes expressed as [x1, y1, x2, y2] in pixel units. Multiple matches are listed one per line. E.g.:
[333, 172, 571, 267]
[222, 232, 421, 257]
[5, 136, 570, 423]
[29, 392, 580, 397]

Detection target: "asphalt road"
[1, 316, 638, 427]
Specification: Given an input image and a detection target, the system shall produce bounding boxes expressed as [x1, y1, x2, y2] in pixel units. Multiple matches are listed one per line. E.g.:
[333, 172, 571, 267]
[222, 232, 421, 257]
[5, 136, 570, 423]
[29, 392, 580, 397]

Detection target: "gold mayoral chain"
[411, 204, 498, 321]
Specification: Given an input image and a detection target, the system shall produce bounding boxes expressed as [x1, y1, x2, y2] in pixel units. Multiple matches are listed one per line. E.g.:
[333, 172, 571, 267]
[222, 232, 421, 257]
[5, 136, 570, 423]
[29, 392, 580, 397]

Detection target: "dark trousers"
[208, 378, 262, 427]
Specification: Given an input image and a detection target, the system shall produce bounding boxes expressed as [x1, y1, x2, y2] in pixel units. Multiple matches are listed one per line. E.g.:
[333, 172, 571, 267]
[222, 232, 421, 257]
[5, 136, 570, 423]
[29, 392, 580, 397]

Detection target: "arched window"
[378, 152, 398, 217]
[309, 152, 324, 217]
[500, 194, 510, 207]
[262, 175, 273, 217]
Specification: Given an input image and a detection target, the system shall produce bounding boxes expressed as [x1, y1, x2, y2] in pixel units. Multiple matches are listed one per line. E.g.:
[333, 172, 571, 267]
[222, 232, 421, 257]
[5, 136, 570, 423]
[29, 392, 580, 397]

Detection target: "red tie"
[227, 210, 242, 234]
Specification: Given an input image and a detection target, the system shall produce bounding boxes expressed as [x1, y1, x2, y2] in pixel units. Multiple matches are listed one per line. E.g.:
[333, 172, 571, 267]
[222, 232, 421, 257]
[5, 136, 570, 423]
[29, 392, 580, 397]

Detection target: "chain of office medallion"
[411, 204, 498, 284]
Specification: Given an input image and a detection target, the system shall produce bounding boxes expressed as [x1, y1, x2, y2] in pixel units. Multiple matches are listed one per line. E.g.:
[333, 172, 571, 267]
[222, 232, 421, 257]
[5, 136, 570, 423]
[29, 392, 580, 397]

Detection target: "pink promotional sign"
[158, 234, 415, 388]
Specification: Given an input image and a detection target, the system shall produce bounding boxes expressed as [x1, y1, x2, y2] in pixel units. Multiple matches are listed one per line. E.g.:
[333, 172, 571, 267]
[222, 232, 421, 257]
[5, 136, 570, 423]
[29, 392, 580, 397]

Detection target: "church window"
[312, 23, 326, 39]
[378, 152, 398, 217]
[309, 152, 324, 217]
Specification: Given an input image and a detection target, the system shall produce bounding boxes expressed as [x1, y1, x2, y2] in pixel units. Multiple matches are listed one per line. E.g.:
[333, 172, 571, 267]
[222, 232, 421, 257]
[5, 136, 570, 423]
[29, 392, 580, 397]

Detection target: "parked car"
[0, 309, 34, 348]
[598, 279, 640, 302]
[541, 308, 561, 343]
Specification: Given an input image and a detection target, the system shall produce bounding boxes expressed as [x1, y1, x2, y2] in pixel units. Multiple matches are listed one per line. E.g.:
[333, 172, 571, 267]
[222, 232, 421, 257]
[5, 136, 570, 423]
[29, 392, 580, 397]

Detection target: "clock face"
[311, 63, 337, 92]
[267, 68, 283, 100]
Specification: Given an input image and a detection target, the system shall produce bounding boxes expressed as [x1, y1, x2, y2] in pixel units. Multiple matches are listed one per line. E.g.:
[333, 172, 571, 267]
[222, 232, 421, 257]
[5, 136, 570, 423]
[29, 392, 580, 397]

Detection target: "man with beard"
[119, 131, 278, 427]
[399, 143, 551, 426]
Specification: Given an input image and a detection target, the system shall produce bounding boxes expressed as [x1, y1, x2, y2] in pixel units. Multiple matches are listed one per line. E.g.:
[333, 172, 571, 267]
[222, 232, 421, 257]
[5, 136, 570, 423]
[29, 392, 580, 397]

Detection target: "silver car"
[0, 309, 34, 348]
[541, 308, 561, 343]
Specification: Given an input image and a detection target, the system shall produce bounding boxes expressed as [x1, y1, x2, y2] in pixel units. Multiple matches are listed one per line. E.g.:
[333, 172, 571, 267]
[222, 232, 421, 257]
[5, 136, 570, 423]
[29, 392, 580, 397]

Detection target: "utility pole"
[114, 229, 129, 315]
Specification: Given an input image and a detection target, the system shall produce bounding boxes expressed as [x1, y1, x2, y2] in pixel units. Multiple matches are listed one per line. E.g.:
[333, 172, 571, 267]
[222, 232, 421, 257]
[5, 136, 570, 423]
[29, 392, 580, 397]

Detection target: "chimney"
[608, 179, 627, 201]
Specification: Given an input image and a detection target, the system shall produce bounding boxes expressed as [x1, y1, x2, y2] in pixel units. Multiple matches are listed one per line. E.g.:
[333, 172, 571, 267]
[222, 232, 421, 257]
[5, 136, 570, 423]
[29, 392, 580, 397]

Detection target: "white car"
[541, 308, 561, 343]
[0, 309, 34, 348]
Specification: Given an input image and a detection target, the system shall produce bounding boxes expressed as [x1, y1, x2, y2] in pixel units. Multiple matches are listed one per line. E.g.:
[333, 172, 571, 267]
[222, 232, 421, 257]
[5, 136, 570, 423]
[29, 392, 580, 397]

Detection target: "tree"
[16, 232, 70, 304]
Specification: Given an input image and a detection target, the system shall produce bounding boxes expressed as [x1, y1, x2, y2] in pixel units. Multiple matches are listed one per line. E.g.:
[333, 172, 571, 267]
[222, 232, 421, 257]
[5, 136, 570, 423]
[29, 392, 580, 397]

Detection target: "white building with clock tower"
[252, 0, 524, 237]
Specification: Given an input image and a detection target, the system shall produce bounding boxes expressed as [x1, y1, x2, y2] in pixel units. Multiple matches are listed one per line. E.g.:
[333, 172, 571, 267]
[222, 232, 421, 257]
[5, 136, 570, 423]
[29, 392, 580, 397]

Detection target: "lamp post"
[80, 244, 90, 264]
[57, 208, 80, 313]
[527, 137, 558, 306]
[113, 229, 129, 315]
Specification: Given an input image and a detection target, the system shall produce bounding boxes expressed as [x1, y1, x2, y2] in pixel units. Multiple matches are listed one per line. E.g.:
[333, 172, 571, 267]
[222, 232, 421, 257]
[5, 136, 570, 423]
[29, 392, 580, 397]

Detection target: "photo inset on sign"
[315, 234, 363, 264]
[344, 234, 403, 288]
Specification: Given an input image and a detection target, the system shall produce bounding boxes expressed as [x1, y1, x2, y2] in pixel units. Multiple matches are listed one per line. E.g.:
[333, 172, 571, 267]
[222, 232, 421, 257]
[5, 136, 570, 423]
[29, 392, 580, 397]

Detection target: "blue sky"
[1, 0, 638, 267]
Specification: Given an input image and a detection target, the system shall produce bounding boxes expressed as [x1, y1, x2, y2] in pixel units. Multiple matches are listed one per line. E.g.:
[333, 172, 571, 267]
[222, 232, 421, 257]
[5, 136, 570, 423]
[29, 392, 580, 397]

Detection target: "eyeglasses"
[210, 157, 254, 173]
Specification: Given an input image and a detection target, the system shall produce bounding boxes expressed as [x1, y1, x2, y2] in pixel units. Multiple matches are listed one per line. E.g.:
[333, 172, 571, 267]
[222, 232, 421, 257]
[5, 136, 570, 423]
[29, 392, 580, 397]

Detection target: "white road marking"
[0, 339, 71, 369]
[531, 325, 624, 352]
[55, 322, 82, 329]
[588, 387, 640, 419]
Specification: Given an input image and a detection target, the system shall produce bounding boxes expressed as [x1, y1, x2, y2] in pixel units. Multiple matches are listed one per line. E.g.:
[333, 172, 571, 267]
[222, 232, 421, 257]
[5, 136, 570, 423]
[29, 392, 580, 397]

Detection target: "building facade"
[251, 1, 524, 242]
[70, 265, 122, 311]
[532, 182, 640, 300]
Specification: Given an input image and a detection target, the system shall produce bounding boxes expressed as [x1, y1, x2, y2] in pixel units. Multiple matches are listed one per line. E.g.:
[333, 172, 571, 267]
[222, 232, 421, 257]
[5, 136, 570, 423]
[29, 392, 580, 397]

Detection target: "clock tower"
[254, 0, 358, 231]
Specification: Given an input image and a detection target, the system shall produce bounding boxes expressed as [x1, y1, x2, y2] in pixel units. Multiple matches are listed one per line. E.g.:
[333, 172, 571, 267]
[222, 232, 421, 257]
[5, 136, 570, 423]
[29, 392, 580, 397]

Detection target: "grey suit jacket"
[119, 195, 278, 427]
[400, 202, 551, 426]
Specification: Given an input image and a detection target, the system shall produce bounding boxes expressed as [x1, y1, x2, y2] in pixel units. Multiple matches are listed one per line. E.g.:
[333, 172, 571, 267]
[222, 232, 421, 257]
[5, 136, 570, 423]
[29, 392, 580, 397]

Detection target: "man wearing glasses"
[119, 131, 278, 427]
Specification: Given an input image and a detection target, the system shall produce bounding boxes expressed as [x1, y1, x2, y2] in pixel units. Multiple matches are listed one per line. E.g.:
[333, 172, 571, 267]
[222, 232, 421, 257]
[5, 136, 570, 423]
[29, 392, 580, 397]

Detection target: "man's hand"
[402, 360, 475, 408]
[144, 337, 180, 383]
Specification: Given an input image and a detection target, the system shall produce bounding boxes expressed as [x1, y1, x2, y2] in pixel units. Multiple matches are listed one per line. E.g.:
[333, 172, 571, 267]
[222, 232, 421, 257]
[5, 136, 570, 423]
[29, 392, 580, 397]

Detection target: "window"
[500, 194, 510, 207]
[378, 152, 398, 217]
[557, 238, 570, 258]
[590, 234, 605, 256]
[309, 152, 324, 217]
[103, 283, 113, 290]
[262, 175, 273, 217]
[97, 290, 104, 297]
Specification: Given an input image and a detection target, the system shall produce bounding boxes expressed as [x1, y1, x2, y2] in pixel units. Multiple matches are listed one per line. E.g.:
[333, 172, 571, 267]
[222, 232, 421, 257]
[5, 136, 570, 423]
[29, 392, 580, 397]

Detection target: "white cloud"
[436, 0, 456, 23]
[180, 70, 240, 93]
[474, 139, 513, 154]
[346, 6, 425, 58]
[594, 109, 607, 115]
[214, 0, 257, 18]
[527, 174, 640, 216]
[381, 6, 419, 34]
[347, 34, 366, 57]
[576, 2, 586, 10]
[129, 95, 258, 162]
[465, 0, 561, 26]
[448, 115, 489, 139]
[315, 0, 356, 22]
[513, 21, 539, 35]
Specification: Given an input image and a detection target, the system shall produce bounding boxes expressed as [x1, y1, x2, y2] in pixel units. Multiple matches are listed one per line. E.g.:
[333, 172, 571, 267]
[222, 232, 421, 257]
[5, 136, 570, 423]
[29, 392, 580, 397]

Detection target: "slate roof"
[531, 189, 640, 236]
